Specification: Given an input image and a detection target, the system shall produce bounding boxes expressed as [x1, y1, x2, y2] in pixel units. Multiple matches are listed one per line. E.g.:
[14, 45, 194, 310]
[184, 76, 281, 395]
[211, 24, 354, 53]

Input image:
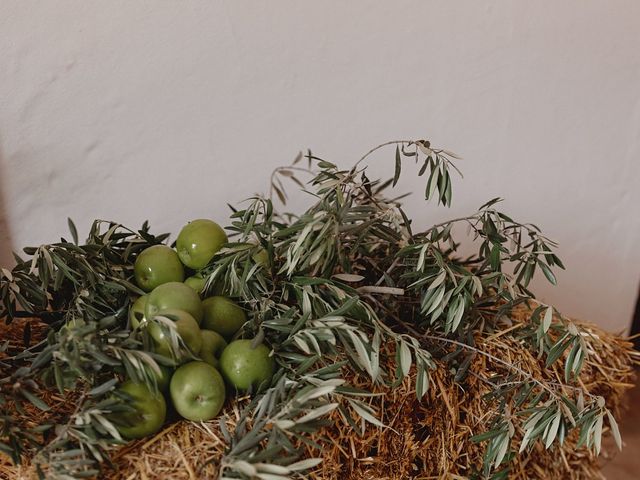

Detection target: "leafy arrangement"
[0, 140, 622, 479]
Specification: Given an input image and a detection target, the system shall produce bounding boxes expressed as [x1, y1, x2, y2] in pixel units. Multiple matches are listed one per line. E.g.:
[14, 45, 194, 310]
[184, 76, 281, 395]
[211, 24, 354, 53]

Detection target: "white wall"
[0, 1, 638, 331]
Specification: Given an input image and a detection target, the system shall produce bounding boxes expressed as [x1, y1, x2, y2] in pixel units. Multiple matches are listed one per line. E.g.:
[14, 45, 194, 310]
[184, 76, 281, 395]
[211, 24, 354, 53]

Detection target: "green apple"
[169, 361, 226, 421]
[129, 295, 148, 329]
[219, 340, 275, 391]
[134, 245, 185, 292]
[184, 274, 207, 295]
[176, 219, 227, 270]
[148, 309, 202, 364]
[201, 296, 246, 338]
[185, 274, 227, 298]
[111, 380, 167, 439]
[198, 329, 227, 369]
[146, 282, 204, 324]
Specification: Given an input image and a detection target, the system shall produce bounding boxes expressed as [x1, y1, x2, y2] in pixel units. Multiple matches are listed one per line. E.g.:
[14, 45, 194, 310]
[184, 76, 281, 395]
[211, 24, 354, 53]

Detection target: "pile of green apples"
[111, 219, 274, 440]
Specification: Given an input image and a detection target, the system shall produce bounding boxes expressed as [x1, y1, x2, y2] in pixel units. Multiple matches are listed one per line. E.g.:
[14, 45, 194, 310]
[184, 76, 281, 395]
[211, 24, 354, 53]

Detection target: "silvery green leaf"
[393, 146, 401, 187]
[371, 329, 381, 381]
[1, 268, 12, 281]
[293, 336, 311, 355]
[572, 347, 585, 376]
[219, 417, 231, 442]
[520, 411, 544, 453]
[303, 331, 322, 355]
[325, 377, 348, 387]
[287, 458, 323, 471]
[308, 246, 324, 266]
[316, 315, 345, 327]
[426, 167, 440, 199]
[558, 420, 566, 445]
[415, 363, 430, 399]
[558, 401, 576, 427]
[21, 390, 49, 411]
[231, 460, 258, 476]
[347, 330, 374, 377]
[93, 414, 121, 441]
[349, 400, 385, 428]
[296, 403, 339, 423]
[332, 273, 364, 282]
[274, 420, 295, 430]
[606, 410, 622, 451]
[425, 285, 446, 315]
[356, 286, 404, 295]
[451, 295, 465, 331]
[593, 414, 603, 455]
[427, 269, 446, 291]
[568, 322, 579, 336]
[565, 341, 580, 382]
[545, 412, 561, 449]
[416, 244, 429, 272]
[493, 434, 510, 468]
[136, 350, 161, 376]
[295, 385, 336, 404]
[41, 248, 55, 277]
[88, 378, 118, 397]
[399, 342, 412, 377]
[255, 463, 291, 474]
[471, 275, 482, 296]
[543, 306, 553, 334]
[301, 290, 312, 316]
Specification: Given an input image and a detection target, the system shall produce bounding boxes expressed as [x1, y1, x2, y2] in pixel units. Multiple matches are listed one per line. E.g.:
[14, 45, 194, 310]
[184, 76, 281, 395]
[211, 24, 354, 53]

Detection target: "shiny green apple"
[111, 380, 167, 439]
[219, 340, 275, 391]
[198, 329, 228, 369]
[129, 295, 148, 329]
[176, 219, 227, 270]
[134, 245, 184, 292]
[184, 274, 207, 295]
[146, 281, 204, 324]
[169, 361, 226, 421]
[201, 296, 246, 338]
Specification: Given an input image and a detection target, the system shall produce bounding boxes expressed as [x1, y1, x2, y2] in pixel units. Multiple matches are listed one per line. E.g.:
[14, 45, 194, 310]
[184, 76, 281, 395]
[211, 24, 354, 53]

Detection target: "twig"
[355, 140, 414, 168]
[421, 334, 596, 400]
[269, 166, 314, 203]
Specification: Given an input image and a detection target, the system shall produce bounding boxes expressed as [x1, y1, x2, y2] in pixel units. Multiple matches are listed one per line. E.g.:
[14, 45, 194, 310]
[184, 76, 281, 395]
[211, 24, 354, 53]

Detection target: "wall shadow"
[0, 138, 14, 268]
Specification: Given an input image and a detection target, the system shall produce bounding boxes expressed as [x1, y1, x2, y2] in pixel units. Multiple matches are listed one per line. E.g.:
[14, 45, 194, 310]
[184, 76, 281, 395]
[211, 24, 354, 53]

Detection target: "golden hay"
[1, 309, 637, 480]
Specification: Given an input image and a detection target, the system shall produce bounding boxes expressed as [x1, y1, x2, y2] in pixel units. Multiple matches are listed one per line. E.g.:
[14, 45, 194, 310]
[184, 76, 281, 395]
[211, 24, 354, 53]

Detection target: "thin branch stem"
[355, 140, 414, 168]
[421, 334, 595, 399]
[423, 215, 480, 232]
[269, 166, 315, 202]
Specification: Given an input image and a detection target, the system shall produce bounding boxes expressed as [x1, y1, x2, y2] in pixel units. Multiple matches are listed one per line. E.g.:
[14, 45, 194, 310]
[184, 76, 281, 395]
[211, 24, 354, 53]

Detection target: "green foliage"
[0, 221, 170, 477]
[0, 140, 618, 479]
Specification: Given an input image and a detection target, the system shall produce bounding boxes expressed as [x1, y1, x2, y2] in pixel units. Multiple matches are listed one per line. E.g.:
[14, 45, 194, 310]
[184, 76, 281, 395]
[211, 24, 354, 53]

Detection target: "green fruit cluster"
[112, 219, 275, 439]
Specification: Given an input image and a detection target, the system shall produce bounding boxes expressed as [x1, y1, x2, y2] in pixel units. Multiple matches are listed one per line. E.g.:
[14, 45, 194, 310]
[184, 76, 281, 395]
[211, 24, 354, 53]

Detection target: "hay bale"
[1, 310, 637, 480]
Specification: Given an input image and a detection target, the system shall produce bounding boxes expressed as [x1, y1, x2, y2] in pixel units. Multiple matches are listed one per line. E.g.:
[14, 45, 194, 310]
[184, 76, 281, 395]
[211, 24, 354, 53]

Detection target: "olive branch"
[0, 139, 621, 479]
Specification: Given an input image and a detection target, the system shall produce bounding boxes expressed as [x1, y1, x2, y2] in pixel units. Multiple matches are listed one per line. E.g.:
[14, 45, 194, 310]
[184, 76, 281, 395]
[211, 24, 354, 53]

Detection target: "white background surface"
[0, 1, 638, 331]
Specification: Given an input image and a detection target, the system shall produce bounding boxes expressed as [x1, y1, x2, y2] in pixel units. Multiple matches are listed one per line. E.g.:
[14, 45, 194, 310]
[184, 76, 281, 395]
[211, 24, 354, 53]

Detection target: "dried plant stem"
[355, 140, 414, 167]
[422, 334, 597, 401]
